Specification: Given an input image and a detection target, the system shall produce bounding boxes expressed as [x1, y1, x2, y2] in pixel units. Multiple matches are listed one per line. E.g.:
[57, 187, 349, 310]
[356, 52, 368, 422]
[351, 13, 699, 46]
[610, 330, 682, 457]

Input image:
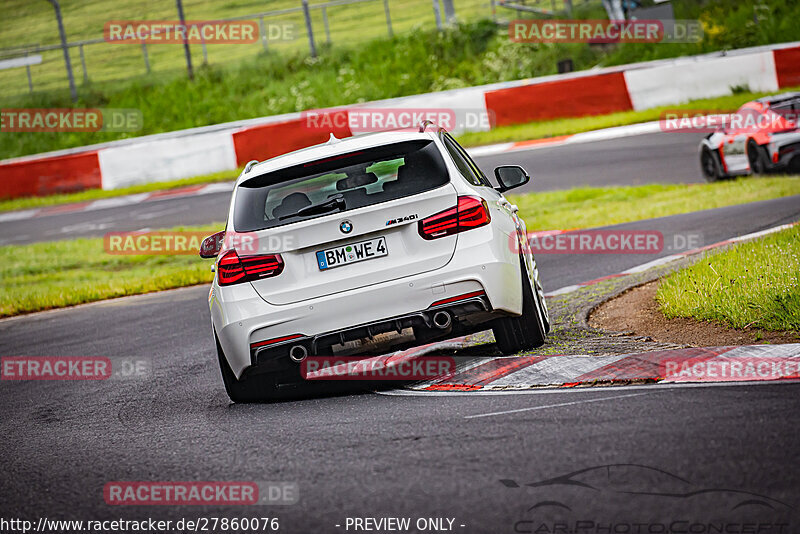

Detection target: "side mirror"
[199, 230, 226, 258]
[493, 165, 530, 193]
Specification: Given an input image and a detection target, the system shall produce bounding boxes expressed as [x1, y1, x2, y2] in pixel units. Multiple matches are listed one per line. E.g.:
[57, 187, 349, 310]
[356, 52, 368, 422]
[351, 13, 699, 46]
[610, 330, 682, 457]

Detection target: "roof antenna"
[328, 133, 340, 144]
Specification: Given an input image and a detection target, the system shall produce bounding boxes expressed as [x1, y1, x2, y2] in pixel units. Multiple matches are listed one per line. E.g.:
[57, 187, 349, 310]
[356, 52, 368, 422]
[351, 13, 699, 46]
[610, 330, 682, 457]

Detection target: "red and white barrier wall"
[1, 42, 798, 199]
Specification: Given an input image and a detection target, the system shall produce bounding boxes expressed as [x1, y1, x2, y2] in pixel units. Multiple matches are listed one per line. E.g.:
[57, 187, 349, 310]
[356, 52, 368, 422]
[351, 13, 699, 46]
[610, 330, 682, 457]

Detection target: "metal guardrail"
[2, 0, 461, 100]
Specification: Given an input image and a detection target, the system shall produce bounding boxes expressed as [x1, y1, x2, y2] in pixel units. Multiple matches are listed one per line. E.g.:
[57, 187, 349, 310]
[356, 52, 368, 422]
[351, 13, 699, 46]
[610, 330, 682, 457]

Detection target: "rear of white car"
[206, 128, 548, 401]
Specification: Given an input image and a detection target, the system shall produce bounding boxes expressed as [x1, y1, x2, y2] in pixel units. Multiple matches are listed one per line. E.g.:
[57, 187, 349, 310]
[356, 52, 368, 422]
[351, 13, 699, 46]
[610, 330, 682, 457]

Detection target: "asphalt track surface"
[1, 130, 799, 530]
[0, 131, 706, 246]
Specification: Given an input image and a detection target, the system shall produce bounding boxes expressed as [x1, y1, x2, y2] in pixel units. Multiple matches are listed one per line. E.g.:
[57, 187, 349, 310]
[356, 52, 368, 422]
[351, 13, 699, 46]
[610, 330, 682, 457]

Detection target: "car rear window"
[233, 140, 449, 232]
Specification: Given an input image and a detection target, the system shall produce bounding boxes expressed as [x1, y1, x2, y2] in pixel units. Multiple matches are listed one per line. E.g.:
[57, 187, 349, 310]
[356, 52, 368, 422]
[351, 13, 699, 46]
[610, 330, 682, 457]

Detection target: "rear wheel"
[492, 258, 547, 355]
[747, 139, 769, 175]
[216, 335, 278, 403]
[700, 147, 724, 182]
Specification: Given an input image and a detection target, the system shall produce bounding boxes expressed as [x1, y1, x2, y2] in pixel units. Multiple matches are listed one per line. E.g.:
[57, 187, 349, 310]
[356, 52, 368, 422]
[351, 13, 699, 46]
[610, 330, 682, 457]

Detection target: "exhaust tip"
[432, 311, 452, 330]
[289, 344, 308, 363]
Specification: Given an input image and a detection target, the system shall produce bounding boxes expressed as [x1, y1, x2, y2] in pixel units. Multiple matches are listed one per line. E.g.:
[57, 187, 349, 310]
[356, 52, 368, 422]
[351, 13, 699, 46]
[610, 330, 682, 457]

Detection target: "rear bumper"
[210, 226, 520, 378]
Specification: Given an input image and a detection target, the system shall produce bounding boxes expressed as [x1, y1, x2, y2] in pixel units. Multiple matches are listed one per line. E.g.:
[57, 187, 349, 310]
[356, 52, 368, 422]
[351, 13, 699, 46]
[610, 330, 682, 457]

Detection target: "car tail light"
[217, 249, 284, 286]
[418, 196, 491, 240]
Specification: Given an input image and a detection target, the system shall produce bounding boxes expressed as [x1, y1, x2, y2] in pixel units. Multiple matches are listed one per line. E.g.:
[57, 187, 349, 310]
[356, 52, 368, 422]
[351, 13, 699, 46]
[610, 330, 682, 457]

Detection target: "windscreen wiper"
[280, 194, 346, 220]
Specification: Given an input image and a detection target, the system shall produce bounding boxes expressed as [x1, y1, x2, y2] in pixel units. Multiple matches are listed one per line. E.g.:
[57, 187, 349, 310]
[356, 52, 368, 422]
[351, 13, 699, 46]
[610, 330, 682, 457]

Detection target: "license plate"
[316, 237, 388, 270]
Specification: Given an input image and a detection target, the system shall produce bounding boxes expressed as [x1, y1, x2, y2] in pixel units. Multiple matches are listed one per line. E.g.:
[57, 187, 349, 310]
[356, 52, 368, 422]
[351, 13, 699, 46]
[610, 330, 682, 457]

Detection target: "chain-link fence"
[0, 0, 499, 100]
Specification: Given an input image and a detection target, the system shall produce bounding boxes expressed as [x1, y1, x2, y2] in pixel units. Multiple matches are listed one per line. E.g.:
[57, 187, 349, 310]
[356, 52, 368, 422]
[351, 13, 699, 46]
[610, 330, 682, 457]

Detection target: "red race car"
[699, 92, 800, 181]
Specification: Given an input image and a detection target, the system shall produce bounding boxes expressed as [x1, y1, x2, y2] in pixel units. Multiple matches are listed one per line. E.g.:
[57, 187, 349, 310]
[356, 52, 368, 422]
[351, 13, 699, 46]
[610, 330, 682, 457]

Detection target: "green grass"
[657, 225, 800, 331]
[457, 88, 800, 147]
[3, 0, 799, 159]
[0, 0, 494, 99]
[0, 223, 222, 318]
[2, 177, 799, 317]
[0, 167, 240, 213]
[510, 176, 800, 231]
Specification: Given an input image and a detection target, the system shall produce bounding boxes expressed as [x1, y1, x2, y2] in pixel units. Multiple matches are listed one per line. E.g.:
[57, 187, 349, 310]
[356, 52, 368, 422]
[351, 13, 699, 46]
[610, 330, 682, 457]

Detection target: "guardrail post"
[176, 0, 194, 80]
[25, 51, 34, 94]
[383, 0, 393, 37]
[141, 42, 151, 73]
[79, 43, 88, 84]
[259, 16, 269, 51]
[442, 0, 455, 23]
[46, 0, 77, 102]
[301, 0, 317, 58]
[432, 0, 442, 30]
[322, 7, 331, 44]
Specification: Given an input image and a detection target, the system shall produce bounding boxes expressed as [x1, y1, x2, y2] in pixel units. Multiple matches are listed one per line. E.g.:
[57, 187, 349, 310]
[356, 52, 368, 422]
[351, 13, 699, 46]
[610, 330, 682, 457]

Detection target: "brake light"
[418, 196, 491, 240]
[217, 249, 284, 286]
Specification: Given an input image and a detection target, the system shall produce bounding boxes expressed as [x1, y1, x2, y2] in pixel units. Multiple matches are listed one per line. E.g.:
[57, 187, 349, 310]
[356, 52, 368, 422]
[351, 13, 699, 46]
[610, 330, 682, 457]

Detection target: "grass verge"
[0, 223, 221, 318]
[2, 177, 799, 318]
[657, 225, 800, 331]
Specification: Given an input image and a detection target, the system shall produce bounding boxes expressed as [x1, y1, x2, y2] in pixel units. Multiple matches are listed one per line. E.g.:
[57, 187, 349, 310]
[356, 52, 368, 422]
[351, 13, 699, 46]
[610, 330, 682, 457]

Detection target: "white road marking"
[0, 209, 38, 222]
[58, 222, 115, 233]
[467, 142, 515, 157]
[87, 193, 150, 210]
[0, 234, 28, 245]
[200, 182, 235, 194]
[621, 254, 683, 274]
[463, 392, 651, 419]
[134, 206, 187, 220]
[544, 285, 580, 297]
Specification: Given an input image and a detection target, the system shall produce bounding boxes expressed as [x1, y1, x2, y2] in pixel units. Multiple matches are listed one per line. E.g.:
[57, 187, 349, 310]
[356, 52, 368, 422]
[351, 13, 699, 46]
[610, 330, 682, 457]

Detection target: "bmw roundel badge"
[339, 220, 353, 234]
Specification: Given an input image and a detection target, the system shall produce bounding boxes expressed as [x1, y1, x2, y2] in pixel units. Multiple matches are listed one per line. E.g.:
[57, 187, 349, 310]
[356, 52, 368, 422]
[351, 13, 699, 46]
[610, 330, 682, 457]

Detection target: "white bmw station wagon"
[200, 123, 549, 402]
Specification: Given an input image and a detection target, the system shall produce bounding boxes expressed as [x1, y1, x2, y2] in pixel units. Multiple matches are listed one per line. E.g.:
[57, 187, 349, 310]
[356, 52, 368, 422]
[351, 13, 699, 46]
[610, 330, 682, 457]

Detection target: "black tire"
[492, 258, 547, 355]
[700, 147, 723, 182]
[788, 155, 800, 174]
[216, 334, 278, 403]
[747, 139, 769, 175]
